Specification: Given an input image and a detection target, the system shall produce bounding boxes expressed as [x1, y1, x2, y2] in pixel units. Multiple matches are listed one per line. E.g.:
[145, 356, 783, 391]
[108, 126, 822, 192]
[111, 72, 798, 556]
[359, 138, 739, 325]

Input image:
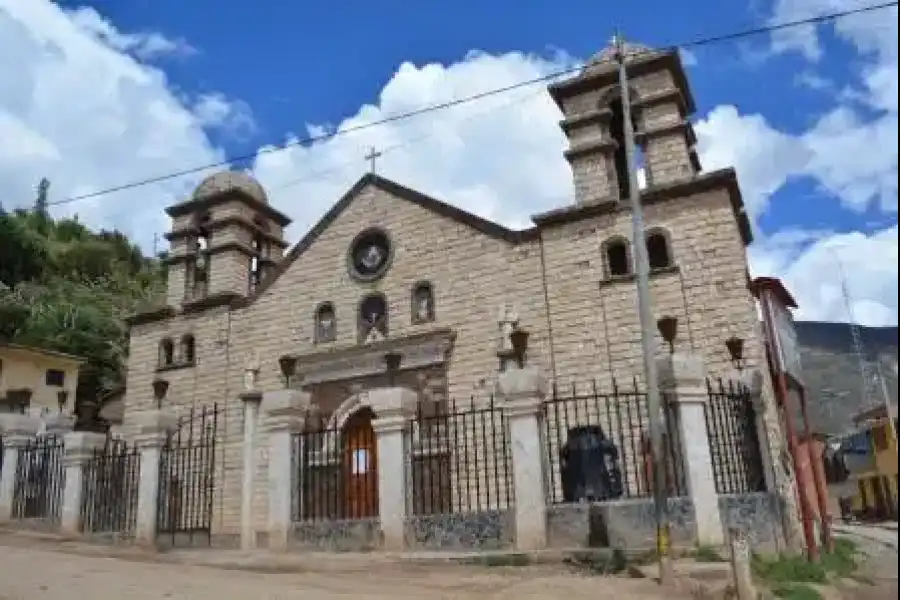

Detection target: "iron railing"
[544, 379, 686, 504]
[291, 409, 379, 522]
[12, 435, 65, 523]
[157, 404, 219, 545]
[704, 378, 767, 494]
[406, 395, 512, 515]
[81, 438, 141, 535]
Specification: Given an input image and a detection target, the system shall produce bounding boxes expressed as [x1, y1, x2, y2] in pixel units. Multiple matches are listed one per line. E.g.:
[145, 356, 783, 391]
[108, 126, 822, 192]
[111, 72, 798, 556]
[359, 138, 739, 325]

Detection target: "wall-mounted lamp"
[725, 336, 745, 370]
[152, 378, 169, 410]
[510, 328, 530, 368]
[278, 355, 298, 389]
[657, 316, 678, 355]
[384, 352, 403, 387]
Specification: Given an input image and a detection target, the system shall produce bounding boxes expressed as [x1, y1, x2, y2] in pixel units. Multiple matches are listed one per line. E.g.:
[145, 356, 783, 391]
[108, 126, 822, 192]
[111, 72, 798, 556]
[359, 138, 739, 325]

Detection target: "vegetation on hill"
[0, 202, 166, 424]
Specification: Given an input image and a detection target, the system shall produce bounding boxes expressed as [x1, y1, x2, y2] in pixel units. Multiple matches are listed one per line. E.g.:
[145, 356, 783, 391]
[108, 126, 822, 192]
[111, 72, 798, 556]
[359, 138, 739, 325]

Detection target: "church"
[122, 43, 770, 538]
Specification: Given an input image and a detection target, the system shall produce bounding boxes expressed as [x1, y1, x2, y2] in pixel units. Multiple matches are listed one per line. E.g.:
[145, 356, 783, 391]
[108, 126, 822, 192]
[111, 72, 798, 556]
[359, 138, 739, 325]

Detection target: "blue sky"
[1, 0, 898, 324]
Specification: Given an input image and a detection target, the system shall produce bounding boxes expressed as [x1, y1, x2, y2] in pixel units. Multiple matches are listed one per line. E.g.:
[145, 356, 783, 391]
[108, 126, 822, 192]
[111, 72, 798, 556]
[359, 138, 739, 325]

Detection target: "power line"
[43, 1, 898, 210]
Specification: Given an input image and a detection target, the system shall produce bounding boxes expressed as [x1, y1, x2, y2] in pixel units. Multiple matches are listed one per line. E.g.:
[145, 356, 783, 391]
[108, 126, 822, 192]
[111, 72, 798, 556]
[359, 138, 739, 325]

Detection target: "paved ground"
[0, 535, 686, 600]
[834, 523, 899, 600]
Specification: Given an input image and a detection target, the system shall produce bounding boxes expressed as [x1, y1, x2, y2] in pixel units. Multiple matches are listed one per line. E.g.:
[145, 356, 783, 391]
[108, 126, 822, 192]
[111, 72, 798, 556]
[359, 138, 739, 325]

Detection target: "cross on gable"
[364, 146, 383, 173]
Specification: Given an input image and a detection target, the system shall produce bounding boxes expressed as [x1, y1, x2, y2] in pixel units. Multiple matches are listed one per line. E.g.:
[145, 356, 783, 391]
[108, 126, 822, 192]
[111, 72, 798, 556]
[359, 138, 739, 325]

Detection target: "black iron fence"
[81, 438, 141, 535]
[544, 379, 686, 505]
[704, 378, 767, 494]
[406, 396, 512, 516]
[157, 404, 219, 545]
[291, 409, 379, 522]
[12, 435, 65, 523]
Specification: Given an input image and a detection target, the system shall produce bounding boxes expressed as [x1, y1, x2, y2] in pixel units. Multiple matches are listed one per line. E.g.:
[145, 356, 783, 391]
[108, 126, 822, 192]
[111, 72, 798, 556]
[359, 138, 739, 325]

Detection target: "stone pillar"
[0, 414, 42, 523]
[60, 431, 107, 535]
[496, 364, 548, 551]
[657, 352, 724, 546]
[368, 387, 417, 551]
[132, 409, 177, 546]
[261, 388, 311, 551]
[239, 391, 263, 549]
[43, 413, 76, 437]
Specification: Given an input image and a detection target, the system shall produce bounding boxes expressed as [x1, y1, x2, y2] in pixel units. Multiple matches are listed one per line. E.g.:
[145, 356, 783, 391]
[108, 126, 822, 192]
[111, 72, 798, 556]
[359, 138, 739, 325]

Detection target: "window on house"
[45, 369, 65, 387]
[604, 239, 631, 277]
[181, 334, 196, 365]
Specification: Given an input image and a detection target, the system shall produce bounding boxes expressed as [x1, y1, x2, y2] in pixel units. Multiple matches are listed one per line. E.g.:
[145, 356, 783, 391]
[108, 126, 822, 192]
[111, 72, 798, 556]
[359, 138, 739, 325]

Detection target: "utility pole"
[874, 360, 898, 447]
[613, 32, 672, 581]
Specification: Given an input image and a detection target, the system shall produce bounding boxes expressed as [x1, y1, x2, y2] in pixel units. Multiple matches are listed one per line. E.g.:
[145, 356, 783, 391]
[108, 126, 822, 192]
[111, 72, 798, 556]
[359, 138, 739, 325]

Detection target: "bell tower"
[162, 171, 291, 307]
[547, 43, 702, 206]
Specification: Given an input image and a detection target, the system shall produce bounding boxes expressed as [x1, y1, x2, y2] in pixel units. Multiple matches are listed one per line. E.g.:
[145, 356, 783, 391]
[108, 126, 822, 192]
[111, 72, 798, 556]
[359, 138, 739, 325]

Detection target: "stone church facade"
[124, 45, 780, 537]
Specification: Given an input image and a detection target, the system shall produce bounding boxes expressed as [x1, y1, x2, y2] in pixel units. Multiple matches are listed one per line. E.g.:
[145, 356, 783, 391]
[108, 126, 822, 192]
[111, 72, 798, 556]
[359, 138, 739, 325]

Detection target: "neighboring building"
[843, 404, 898, 521]
[123, 43, 786, 537]
[0, 343, 83, 418]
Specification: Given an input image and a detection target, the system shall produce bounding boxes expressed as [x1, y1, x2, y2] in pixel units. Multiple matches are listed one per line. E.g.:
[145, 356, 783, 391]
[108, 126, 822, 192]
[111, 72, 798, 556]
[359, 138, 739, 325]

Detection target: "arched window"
[158, 339, 175, 368]
[411, 281, 435, 324]
[180, 334, 196, 365]
[646, 229, 673, 270]
[191, 212, 211, 297]
[314, 302, 336, 343]
[358, 293, 388, 343]
[603, 90, 642, 201]
[603, 237, 632, 277]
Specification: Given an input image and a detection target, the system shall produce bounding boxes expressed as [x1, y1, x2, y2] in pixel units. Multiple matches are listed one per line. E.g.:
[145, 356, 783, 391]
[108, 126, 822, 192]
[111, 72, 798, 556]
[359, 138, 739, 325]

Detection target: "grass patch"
[819, 537, 859, 578]
[771, 582, 823, 600]
[563, 549, 628, 575]
[752, 553, 828, 585]
[692, 544, 725, 563]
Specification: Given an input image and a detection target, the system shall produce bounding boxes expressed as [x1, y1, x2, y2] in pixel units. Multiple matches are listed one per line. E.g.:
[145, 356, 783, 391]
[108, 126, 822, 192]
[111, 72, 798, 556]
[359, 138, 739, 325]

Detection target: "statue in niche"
[413, 283, 434, 323]
[316, 304, 336, 343]
[359, 294, 388, 343]
[243, 351, 260, 391]
[497, 305, 519, 351]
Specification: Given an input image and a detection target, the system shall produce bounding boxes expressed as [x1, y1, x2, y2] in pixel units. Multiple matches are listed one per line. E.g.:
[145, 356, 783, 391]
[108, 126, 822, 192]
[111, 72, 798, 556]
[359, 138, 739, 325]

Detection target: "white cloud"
[65, 6, 196, 60]
[0, 1, 896, 325]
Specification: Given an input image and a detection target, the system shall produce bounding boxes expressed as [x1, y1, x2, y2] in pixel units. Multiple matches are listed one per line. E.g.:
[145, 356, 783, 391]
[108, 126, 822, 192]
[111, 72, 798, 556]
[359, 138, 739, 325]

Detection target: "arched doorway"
[342, 407, 378, 518]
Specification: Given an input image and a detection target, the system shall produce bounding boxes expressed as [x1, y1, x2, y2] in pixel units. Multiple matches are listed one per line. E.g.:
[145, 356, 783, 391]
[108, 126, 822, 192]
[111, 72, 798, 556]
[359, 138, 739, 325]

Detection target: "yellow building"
[846, 404, 898, 521]
[0, 343, 84, 418]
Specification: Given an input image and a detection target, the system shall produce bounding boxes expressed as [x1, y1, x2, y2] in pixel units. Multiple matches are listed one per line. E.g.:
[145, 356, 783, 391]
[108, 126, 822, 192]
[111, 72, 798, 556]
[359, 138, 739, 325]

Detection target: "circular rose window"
[348, 228, 393, 282]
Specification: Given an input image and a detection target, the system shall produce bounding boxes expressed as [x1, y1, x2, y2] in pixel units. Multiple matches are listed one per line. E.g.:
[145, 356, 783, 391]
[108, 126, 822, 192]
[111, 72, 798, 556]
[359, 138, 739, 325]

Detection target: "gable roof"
[245, 173, 540, 301]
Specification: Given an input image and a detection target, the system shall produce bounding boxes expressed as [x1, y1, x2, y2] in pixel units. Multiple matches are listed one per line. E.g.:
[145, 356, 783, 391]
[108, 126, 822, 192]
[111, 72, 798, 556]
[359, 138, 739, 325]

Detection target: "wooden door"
[343, 409, 378, 519]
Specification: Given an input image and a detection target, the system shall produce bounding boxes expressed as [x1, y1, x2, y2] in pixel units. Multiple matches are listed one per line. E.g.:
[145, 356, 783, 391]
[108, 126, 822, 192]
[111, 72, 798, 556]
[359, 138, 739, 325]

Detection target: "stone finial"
[261, 388, 312, 419]
[368, 387, 418, 420]
[44, 412, 76, 435]
[0, 413, 42, 438]
[496, 362, 547, 405]
[497, 304, 519, 351]
[243, 350, 261, 392]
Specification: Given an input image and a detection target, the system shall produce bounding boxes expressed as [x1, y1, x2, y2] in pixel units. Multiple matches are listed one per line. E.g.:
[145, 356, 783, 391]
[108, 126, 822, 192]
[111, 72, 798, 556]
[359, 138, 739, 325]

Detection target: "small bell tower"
[162, 171, 291, 307]
[548, 43, 702, 206]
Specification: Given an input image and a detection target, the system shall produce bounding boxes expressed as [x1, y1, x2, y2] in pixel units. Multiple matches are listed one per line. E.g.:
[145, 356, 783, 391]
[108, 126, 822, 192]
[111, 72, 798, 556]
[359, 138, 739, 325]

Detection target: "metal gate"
[12, 435, 65, 525]
[156, 404, 219, 547]
[81, 438, 141, 536]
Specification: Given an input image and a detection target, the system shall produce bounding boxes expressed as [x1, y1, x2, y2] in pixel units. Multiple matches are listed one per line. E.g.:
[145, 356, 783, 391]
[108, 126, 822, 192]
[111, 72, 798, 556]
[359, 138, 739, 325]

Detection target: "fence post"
[369, 387, 417, 551]
[239, 390, 263, 550]
[657, 351, 724, 546]
[496, 363, 548, 551]
[60, 431, 107, 535]
[261, 388, 311, 551]
[132, 409, 177, 546]
[0, 414, 42, 523]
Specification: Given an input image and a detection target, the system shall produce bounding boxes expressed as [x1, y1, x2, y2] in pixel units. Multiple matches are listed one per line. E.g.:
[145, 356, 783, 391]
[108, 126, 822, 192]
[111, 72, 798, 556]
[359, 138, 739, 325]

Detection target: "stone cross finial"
[497, 305, 519, 351]
[243, 351, 260, 392]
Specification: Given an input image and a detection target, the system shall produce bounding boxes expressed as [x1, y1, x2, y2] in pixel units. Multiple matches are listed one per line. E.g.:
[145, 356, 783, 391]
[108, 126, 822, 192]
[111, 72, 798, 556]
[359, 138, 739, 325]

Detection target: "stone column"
[239, 390, 263, 549]
[657, 351, 724, 546]
[261, 388, 311, 551]
[496, 364, 549, 551]
[368, 387, 417, 551]
[132, 409, 177, 546]
[0, 414, 42, 523]
[60, 431, 107, 535]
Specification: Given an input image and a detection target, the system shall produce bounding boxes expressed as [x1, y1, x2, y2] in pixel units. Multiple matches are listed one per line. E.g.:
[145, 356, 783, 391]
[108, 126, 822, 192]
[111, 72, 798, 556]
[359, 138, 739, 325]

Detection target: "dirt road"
[0, 538, 683, 600]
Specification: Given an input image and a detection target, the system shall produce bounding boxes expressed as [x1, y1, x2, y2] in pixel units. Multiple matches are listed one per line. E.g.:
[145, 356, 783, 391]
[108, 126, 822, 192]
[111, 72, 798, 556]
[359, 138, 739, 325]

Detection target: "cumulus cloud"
[1, 1, 896, 325]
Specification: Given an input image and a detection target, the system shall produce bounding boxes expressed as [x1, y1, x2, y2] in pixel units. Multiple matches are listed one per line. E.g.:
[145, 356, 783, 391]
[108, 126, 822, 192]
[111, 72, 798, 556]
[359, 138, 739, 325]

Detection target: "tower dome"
[192, 170, 269, 204]
[582, 41, 657, 74]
